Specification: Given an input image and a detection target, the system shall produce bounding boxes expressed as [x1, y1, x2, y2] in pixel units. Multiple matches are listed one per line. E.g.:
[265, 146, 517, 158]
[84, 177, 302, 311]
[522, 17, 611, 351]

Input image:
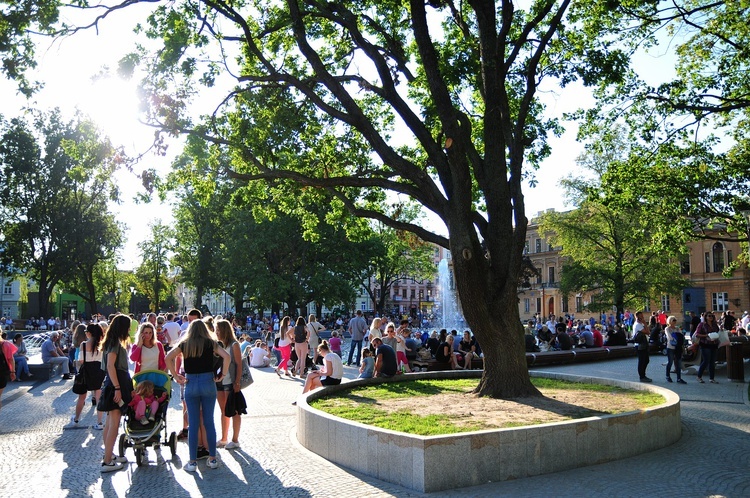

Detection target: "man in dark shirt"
[371, 337, 397, 377]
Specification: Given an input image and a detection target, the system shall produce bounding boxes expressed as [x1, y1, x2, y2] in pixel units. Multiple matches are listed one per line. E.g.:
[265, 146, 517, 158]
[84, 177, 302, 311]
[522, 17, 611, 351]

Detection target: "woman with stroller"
[100, 314, 134, 473]
[214, 319, 243, 450]
[65, 323, 107, 430]
[129, 322, 166, 373]
[166, 319, 230, 472]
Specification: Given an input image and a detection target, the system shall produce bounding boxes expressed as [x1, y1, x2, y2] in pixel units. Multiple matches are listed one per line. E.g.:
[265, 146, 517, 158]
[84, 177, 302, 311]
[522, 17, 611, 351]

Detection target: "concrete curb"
[296, 370, 681, 492]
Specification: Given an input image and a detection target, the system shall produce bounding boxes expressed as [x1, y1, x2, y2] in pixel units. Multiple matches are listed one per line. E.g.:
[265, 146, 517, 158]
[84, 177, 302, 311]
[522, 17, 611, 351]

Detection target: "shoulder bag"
[240, 356, 254, 389]
[72, 348, 88, 395]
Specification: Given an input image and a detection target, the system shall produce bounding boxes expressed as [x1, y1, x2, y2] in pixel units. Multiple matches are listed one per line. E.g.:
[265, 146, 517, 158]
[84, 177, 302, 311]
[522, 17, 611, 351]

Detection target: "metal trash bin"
[726, 342, 745, 383]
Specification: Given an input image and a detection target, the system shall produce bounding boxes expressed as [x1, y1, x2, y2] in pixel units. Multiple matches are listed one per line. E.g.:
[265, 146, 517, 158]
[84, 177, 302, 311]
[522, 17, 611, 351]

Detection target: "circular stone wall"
[296, 370, 681, 493]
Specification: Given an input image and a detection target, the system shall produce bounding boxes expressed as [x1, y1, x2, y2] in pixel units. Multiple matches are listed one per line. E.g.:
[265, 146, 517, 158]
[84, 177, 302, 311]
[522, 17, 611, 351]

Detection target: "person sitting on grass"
[371, 337, 398, 378]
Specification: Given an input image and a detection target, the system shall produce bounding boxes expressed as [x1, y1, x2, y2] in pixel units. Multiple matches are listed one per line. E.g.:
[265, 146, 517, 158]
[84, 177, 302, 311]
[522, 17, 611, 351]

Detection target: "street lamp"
[741, 209, 750, 310]
[130, 286, 136, 314]
[181, 292, 185, 315]
[57, 288, 63, 319]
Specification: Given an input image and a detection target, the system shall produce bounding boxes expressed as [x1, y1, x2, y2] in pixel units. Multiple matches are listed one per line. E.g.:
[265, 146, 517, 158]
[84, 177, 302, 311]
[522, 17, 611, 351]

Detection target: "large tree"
[136, 220, 174, 312]
[3, 1, 643, 398]
[0, 109, 122, 316]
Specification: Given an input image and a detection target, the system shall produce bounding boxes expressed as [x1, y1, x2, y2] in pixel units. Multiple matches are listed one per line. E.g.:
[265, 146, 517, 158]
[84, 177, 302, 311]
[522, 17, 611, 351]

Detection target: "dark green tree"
[2, 1, 648, 398]
[136, 220, 174, 312]
[0, 109, 122, 316]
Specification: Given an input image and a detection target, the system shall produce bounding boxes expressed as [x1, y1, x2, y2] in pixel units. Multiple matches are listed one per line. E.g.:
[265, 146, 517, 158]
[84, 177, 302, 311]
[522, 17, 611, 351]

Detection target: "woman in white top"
[129, 322, 166, 373]
[301, 341, 343, 395]
[65, 323, 107, 430]
[307, 314, 326, 364]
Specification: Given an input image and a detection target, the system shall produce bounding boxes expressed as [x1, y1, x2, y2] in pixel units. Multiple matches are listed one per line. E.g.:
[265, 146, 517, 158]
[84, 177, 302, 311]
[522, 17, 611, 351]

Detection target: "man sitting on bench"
[41, 332, 73, 379]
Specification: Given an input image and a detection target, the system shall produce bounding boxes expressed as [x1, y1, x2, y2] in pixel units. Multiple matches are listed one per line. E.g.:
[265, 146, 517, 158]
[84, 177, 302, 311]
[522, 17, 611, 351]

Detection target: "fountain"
[437, 258, 467, 331]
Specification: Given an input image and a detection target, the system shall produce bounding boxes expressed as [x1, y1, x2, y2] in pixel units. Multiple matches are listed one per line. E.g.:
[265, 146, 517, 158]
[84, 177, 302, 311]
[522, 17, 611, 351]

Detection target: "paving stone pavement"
[0, 355, 747, 497]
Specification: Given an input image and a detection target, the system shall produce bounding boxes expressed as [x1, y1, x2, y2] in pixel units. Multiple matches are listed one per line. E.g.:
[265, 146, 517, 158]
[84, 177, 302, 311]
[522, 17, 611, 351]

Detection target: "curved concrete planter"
[296, 370, 681, 493]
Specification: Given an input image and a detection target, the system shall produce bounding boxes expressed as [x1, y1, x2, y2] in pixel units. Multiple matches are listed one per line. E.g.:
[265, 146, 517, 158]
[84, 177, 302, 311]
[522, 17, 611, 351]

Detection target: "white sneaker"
[92, 422, 104, 430]
[100, 461, 124, 473]
[184, 461, 198, 472]
[113, 455, 127, 464]
[206, 458, 219, 469]
[224, 441, 240, 450]
[64, 416, 79, 429]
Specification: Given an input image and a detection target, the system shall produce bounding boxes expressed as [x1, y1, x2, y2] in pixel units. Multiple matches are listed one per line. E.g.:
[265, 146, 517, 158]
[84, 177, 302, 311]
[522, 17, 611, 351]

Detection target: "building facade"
[518, 215, 750, 323]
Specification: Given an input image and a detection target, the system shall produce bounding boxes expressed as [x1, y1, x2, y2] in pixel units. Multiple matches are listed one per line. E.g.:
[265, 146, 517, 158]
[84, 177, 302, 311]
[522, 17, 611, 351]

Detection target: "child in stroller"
[129, 380, 168, 425]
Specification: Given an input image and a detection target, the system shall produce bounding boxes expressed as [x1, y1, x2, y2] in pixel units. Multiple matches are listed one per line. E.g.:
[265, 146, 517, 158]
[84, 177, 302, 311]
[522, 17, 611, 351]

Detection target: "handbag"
[669, 338, 678, 347]
[72, 348, 88, 395]
[240, 356, 254, 389]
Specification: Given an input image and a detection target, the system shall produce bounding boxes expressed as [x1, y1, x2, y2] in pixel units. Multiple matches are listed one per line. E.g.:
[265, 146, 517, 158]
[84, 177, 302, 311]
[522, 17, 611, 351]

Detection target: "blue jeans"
[184, 372, 217, 461]
[697, 347, 717, 380]
[14, 355, 30, 377]
[347, 340, 362, 366]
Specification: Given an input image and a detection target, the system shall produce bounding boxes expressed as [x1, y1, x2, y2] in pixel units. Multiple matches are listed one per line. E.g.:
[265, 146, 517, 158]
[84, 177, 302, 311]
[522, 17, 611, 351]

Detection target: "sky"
[1, 5, 675, 270]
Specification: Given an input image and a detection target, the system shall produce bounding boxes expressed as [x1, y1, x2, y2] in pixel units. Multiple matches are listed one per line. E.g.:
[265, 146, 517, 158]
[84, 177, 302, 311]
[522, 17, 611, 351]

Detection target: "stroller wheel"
[168, 432, 177, 458]
[135, 447, 144, 467]
[118, 434, 127, 458]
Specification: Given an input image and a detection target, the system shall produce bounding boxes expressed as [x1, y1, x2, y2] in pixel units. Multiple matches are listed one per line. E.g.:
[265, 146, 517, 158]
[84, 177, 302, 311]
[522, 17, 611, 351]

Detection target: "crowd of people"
[524, 309, 749, 383]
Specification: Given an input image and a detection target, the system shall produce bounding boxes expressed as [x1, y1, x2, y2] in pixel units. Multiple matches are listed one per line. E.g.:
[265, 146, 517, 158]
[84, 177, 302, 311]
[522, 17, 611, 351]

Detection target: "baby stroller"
[118, 370, 177, 467]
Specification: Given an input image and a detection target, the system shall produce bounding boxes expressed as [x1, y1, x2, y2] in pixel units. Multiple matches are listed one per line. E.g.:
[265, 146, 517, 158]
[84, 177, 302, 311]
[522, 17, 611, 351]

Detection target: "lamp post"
[57, 288, 63, 319]
[741, 209, 750, 310]
[130, 286, 136, 314]
[181, 292, 185, 315]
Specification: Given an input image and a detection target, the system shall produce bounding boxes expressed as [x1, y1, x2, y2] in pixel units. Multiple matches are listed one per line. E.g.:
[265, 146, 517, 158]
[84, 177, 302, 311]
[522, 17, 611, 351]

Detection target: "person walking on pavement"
[695, 312, 720, 383]
[347, 310, 367, 367]
[634, 310, 652, 382]
[664, 316, 687, 384]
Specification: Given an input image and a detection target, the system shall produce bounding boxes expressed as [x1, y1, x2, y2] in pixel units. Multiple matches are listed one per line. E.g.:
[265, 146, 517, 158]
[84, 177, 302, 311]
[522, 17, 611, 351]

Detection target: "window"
[536, 268, 542, 285]
[728, 250, 733, 265]
[705, 252, 710, 273]
[536, 297, 542, 312]
[562, 297, 569, 313]
[427, 289, 432, 299]
[661, 295, 670, 312]
[419, 289, 424, 299]
[410, 289, 416, 299]
[2, 282, 11, 295]
[548, 267, 555, 284]
[575, 296, 582, 313]
[402, 289, 407, 298]
[535, 238, 541, 253]
[643, 301, 651, 312]
[712, 243, 725, 273]
[524, 240, 529, 254]
[524, 298, 530, 313]
[680, 254, 690, 274]
[712, 292, 729, 312]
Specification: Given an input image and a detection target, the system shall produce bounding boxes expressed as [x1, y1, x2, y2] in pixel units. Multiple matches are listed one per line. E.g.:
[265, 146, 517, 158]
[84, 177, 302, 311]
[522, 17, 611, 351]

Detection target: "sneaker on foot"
[62, 374, 73, 380]
[177, 428, 189, 440]
[184, 461, 198, 472]
[148, 414, 155, 422]
[666, 377, 673, 383]
[113, 455, 127, 464]
[197, 447, 210, 459]
[207, 458, 220, 469]
[92, 422, 104, 430]
[64, 416, 79, 429]
[217, 440, 227, 448]
[676, 379, 687, 384]
[139, 417, 149, 425]
[710, 379, 719, 383]
[225, 441, 240, 450]
[640, 377, 653, 383]
[100, 461, 124, 473]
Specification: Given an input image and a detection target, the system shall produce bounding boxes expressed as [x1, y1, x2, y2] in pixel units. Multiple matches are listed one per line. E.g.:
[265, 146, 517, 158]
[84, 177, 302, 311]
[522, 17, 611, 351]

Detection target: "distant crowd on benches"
[525, 310, 749, 353]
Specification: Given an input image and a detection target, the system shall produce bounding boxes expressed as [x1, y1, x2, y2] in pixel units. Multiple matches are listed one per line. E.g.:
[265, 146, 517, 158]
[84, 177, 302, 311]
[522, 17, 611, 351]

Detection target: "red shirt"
[592, 329, 604, 347]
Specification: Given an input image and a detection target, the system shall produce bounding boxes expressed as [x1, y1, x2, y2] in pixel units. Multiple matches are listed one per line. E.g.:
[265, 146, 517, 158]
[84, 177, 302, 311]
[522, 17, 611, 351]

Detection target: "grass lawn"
[309, 378, 665, 436]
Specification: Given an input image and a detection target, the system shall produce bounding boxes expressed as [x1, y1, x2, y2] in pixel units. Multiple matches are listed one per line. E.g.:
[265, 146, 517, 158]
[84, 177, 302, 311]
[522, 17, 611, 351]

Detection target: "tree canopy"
[0, 109, 123, 315]
[1, 0, 655, 398]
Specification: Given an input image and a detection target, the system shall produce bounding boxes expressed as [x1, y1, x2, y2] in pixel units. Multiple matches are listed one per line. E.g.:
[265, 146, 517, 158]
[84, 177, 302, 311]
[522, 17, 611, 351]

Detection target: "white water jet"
[438, 258, 467, 331]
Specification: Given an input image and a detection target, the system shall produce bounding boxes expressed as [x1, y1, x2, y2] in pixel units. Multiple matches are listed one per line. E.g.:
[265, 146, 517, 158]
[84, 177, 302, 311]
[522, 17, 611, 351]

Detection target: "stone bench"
[26, 354, 64, 380]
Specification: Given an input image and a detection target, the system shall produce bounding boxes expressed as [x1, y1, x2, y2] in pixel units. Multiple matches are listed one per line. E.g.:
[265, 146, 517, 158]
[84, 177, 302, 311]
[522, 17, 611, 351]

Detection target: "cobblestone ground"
[0, 355, 747, 497]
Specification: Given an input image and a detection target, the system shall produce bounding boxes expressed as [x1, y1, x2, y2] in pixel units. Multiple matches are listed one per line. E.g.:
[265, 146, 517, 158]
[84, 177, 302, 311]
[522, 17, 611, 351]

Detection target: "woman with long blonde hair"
[166, 319, 229, 472]
[214, 319, 243, 449]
